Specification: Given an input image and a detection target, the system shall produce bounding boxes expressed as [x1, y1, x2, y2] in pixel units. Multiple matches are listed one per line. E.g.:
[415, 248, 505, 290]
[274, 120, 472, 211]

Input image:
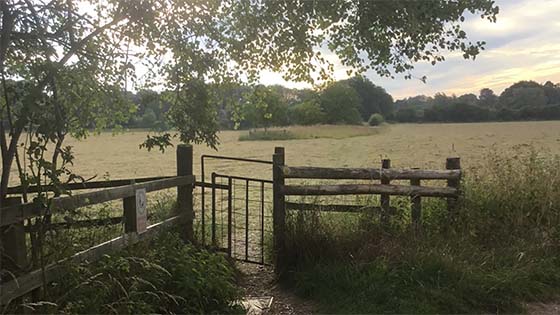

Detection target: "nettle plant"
[1, 0, 499, 203]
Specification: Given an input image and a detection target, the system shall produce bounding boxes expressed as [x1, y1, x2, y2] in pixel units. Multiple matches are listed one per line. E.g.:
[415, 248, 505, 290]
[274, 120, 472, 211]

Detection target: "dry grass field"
[7, 120, 560, 185]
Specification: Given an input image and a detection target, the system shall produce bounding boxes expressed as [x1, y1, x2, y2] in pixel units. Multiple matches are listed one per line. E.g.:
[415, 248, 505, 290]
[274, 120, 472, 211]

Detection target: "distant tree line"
[392, 81, 560, 123]
[8, 79, 556, 132]
[95, 76, 393, 131]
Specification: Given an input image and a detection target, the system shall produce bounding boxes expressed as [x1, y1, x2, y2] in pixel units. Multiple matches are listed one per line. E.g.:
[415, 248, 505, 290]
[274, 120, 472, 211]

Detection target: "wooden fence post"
[123, 180, 138, 233]
[446, 157, 461, 217]
[273, 147, 286, 273]
[380, 159, 391, 223]
[0, 197, 27, 271]
[177, 144, 194, 242]
[410, 177, 422, 232]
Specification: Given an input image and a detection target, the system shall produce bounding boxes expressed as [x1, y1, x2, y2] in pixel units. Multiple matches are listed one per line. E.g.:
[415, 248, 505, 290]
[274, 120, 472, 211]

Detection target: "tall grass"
[282, 146, 560, 313]
[9, 230, 243, 314]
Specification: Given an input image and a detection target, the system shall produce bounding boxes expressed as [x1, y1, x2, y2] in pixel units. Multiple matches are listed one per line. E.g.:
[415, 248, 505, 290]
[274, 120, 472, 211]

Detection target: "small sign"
[136, 189, 147, 233]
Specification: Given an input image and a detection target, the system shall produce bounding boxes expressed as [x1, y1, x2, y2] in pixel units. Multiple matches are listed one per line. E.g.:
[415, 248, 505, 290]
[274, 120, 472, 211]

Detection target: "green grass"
[14, 229, 243, 314]
[282, 146, 560, 314]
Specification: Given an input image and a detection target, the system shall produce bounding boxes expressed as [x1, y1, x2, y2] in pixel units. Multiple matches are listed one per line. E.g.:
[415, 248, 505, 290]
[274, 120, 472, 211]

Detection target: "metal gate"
[198, 155, 273, 265]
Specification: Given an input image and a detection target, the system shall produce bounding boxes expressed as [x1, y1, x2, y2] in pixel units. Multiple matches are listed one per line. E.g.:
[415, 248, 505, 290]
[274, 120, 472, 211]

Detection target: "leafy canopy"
[0, 0, 498, 200]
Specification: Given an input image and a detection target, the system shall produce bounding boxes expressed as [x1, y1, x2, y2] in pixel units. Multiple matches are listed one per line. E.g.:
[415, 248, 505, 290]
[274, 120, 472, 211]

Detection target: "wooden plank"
[0, 176, 194, 227]
[282, 166, 461, 180]
[176, 144, 194, 242]
[6, 176, 172, 194]
[24, 217, 124, 232]
[285, 202, 385, 213]
[7, 177, 226, 195]
[0, 216, 181, 305]
[283, 183, 458, 197]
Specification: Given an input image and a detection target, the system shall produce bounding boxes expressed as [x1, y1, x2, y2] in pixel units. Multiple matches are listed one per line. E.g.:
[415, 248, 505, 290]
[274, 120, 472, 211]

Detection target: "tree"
[0, 0, 499, 202]
[457, 93, 478, 106]
[242, 85, 287, 130]
[499, 81, 548, 109]
[479, 88, 498, 108]
[344, 76, 393, 119]
[543, 81, 560, 105]
[320, 82, 363, 124]
[289, 100, 326, 125]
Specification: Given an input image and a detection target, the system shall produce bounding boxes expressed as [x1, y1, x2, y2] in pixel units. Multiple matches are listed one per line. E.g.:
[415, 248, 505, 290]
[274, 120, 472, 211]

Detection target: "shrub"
[288, 100, 326, 125]
[367, 113, 384, 126]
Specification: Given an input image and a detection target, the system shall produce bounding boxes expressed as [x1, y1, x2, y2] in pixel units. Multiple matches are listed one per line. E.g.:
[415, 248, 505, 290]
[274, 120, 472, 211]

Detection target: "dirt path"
[237, 263, 316, 315]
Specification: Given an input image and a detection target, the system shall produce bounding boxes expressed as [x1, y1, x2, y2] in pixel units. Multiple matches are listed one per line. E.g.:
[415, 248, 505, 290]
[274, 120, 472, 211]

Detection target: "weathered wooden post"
[273, 147, 286, 273]
[177, 144, 194, 242]
[123, 180, 139, 233]
[0, 197, 27, 271]
[380, 159, 391, 223]
[446, 157, 461, 217]
[410, 177, 422, 232]
[0, 197, 27, 310]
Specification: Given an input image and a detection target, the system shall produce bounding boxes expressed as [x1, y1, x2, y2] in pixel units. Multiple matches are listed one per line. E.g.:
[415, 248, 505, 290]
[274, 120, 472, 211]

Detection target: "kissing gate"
[198, 146, 461, 269]
[198, 153, 275, 265]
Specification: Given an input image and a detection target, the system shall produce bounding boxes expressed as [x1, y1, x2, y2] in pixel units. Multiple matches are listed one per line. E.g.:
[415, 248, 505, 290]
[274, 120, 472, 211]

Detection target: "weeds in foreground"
[13, 230, 242, 314]
[283, 146, 560, 314]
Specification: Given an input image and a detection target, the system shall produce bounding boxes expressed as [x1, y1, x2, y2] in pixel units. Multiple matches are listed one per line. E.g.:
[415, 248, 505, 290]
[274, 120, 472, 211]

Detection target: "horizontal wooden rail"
[1, 176, 194, 227]
[282, 166, 461, 180]
[6, 176, 173, 194]
[24, 217, 124, 232]
[7, 178, 226, 195]
[0, 215, 181, 305]
[283, 183, 458, 197]
[286, 202, 391, 213]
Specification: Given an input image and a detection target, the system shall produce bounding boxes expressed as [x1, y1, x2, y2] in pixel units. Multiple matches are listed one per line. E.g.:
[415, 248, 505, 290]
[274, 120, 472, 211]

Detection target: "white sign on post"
[135, 189, 147, 233]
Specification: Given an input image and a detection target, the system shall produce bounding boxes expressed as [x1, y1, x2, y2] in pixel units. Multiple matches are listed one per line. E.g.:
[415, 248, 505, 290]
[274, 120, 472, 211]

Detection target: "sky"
[258, 0, 560, 100]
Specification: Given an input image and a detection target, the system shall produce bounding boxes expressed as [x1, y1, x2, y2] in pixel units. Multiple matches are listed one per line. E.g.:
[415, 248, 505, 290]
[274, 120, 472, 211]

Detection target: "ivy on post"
[273, 146, 286, 274]
[176, 144, 194, 242]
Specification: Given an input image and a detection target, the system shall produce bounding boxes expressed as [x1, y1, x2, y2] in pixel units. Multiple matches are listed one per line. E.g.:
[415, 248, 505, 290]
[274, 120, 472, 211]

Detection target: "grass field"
[8, 121, 559, 185]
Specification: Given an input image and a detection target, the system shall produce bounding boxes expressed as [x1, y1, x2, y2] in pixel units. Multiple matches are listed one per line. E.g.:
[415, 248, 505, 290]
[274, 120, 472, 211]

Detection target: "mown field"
[10, 120, 558, 184]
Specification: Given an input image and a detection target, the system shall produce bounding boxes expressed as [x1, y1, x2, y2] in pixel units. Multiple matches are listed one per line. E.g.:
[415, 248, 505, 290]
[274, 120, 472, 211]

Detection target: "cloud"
[260, 0, 560, 100]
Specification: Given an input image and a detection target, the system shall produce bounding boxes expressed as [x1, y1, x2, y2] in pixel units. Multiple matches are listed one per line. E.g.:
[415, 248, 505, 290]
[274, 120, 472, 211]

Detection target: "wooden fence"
[272, 147, 461, 271]
[0, 145, 195, 306]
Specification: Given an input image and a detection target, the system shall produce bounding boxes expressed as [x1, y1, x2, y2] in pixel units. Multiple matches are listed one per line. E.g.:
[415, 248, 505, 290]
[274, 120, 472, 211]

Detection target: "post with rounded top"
[273, 146, 286, 273]
[446, 157, 461, 218]
[177, 144, 194, 242]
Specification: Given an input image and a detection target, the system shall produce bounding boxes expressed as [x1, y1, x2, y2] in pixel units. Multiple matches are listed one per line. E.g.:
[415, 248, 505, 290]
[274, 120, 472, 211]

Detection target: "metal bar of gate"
[227, 177, 233, 257]
[211, 172, 216, 246]
[245, 179, 249, 261]
[214, 173, 273, 184]
[261, 181, 265, 264]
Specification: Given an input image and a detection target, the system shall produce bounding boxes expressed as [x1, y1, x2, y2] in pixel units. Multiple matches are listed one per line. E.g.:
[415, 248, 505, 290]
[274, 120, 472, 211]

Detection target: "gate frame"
[200, 154, 273, 265]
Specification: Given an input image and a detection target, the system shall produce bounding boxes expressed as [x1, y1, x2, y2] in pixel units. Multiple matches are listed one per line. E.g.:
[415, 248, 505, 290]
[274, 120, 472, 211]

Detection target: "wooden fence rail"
[272, 147, 462, 273]
[0, 144, 195, 307]
[282, 166, 461, 180]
